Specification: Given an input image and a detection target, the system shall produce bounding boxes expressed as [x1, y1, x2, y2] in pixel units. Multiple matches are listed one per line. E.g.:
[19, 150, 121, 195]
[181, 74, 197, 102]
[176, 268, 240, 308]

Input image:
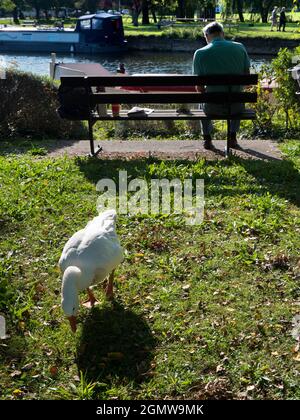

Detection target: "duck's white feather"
[60, 209, 123, 316]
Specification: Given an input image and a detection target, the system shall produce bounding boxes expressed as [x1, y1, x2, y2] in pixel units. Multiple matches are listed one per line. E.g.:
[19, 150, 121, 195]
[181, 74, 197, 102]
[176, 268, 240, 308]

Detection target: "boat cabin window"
[92, 19, 103, 30]
[111, 19, 120, 32]
[80, 19, 91, 30]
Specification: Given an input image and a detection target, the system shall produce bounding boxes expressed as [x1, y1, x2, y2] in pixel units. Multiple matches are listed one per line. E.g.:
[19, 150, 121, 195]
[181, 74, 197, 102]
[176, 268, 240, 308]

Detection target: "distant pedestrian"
[279, 7, 286, 32]
[270, 6, 278, 31]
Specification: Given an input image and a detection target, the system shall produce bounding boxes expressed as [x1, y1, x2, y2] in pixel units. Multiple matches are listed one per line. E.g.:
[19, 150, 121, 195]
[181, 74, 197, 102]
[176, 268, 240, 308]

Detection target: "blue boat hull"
[0, 41, 127, 53]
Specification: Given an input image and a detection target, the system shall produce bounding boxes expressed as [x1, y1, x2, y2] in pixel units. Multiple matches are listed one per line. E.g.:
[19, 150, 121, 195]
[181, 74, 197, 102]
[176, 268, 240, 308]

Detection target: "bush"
[0, 69, 87, 140]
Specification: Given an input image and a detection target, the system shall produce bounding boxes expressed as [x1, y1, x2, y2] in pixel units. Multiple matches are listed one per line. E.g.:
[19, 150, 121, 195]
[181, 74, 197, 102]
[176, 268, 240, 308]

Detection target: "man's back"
[193, 38, 250, 92]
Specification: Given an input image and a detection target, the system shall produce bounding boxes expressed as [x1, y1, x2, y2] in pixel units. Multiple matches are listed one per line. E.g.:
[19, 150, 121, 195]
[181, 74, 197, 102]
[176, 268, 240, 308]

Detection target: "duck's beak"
[67, 316, 77, 333]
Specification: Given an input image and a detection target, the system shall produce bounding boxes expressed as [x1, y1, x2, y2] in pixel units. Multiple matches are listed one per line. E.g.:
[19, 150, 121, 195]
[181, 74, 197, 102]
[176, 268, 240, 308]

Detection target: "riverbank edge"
[127, 35, 299, 55]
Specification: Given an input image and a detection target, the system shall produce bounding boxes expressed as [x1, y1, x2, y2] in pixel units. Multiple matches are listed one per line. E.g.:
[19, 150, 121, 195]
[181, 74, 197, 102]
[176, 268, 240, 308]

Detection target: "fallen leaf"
[49, 366, 58, 377]
[21, 363, 34, 371]
[216, 364, 225, 373]
[10, 370, 22, 378]
[18, 321, 25, 330]
[12, 389, 23, 396]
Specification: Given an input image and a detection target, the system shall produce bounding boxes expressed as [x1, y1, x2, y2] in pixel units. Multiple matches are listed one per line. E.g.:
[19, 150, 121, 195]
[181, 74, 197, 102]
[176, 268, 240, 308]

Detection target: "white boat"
[0, 13, 127, 54]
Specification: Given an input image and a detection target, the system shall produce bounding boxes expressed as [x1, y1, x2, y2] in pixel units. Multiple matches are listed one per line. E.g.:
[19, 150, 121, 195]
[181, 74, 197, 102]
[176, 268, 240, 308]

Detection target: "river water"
[0, 51, 271, 77]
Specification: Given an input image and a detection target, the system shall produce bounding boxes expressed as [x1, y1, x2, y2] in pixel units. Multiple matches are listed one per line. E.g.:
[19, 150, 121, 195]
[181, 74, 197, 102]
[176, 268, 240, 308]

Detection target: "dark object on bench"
[58, 85, 95, 120]
[58, 74, 258, 157]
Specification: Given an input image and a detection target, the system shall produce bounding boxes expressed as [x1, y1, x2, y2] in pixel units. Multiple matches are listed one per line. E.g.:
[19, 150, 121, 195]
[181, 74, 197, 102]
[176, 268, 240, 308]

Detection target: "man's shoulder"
[194, 44, 212, 58]
[194, 44, 211, 56]
[226, 39, 248, 52]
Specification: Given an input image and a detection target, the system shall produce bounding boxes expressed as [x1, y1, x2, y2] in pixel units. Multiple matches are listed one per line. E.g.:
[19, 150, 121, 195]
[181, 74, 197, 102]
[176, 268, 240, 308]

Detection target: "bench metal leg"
[225, 119, 231, 157]
[88, 118, 102, 157]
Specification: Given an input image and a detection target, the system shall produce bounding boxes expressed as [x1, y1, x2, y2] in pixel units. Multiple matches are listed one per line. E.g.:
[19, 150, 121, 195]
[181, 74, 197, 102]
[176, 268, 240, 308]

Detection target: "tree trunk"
[237, 0, 244, 22]
[13, 7, 19, 24]
[177, 0, 185, 18]
[35, 7, 40, 20]
[260, 0, 273, 23]
[132, 11, 139, 26]
[151, 7, 157, 24]
[260, 9, 268, 23]
[44, 9, 49, 20]
[142, 0, 150, 24]
[132, 0, 141, 26]
[185, 5, 194, 19]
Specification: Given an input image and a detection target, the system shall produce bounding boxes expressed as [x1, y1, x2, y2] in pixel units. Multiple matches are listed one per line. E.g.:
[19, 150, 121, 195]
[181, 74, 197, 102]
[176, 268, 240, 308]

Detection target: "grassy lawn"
[123, 21, 300, 40]
[0, 140, 300, 400]
[1, 14, 299, 40]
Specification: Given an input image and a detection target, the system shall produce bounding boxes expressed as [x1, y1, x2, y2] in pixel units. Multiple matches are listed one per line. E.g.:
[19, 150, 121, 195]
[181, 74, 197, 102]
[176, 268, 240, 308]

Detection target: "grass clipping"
[0, 69, 86, 140]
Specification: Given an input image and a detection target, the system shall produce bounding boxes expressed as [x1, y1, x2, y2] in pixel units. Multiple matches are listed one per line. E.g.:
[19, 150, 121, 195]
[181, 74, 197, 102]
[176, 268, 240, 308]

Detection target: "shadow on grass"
[76, 154, 300, 208]
[235, 156, 300, 207]
[0, 335, 28, 364]
[0, 138, 87, 157]
[76, 301, 156, 384]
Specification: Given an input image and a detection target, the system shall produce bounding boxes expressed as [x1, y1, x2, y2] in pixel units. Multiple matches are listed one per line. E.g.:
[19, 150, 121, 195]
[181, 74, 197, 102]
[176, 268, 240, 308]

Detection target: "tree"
[25, 0, 55, 19]
[234, 0, 244, 22]
[176, 0, 184, 18]
[132, 0, 141, 26]
[142, 0, 149, 24]
[0, 0, 15, 13]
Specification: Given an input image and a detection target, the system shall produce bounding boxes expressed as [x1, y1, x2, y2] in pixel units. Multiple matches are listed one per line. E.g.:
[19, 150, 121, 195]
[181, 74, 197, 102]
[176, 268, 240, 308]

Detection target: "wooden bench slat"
[61, 74, 258, 87]
[87, 109, 256, 121]
[90, 92, 257, 105]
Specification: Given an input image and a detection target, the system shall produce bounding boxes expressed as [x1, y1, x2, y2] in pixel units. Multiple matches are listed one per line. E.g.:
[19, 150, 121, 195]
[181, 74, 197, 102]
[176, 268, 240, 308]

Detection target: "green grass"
[1, 14, 299, 40]
[123, 21, 300, 40]
[0, 140, 300, 400]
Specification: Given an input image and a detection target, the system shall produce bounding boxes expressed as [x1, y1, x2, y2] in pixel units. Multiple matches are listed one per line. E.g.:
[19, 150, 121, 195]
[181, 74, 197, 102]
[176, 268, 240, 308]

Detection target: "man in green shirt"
[193, 21, 250, 149]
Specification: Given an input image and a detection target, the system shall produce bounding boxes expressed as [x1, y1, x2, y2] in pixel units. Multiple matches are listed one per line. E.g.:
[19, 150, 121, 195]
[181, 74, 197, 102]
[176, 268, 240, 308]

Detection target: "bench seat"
[90, 109, 256, 121]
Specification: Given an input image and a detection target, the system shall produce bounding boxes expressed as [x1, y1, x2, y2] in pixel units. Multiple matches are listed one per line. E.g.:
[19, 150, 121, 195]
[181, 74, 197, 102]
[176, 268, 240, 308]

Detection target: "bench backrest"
[60, 74, 258, 105]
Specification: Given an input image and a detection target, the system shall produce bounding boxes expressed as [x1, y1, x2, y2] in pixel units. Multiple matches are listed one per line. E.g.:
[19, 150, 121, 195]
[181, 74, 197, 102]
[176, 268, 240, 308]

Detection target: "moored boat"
[0, 12, 127, 54]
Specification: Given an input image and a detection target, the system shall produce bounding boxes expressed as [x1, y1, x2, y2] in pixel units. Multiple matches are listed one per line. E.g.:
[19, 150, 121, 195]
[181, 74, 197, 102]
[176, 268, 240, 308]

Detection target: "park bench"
[58, 74, 258, 157]
[22, 20, 37, 27]
[157, 19, 175, 29]
[223, 20, 239, 32]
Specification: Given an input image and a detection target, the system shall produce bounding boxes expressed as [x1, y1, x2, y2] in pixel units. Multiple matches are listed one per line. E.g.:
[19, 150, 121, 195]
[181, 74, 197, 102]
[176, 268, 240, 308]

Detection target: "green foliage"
[270, 46, 300, 131]
[0, 69, 86, 140]
[0, 0, 15, 12]
[252, 46, 300, 137]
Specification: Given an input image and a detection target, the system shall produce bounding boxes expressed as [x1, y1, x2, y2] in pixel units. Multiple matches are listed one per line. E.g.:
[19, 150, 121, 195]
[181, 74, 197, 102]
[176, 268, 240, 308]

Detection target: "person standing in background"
[270, 6, 278, 31]
[279, 7, 287, 32]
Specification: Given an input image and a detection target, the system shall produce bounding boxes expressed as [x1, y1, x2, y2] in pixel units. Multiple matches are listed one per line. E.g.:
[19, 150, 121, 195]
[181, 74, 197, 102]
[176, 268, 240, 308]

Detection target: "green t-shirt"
[193, 37, 250, 92]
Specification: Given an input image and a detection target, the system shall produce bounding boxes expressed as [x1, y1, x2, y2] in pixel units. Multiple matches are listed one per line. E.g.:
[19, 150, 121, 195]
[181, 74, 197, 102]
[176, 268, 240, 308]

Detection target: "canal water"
[0, 51, 271, 77]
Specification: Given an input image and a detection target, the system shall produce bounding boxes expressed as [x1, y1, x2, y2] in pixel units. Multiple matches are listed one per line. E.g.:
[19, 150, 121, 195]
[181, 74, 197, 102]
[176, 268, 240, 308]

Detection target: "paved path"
[2, 139, 283, 161]
[44, 139, 283, 161]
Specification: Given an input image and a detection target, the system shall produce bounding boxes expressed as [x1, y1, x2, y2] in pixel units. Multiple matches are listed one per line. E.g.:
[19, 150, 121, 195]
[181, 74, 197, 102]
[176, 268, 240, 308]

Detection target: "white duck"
[59, 209, 123, 332]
